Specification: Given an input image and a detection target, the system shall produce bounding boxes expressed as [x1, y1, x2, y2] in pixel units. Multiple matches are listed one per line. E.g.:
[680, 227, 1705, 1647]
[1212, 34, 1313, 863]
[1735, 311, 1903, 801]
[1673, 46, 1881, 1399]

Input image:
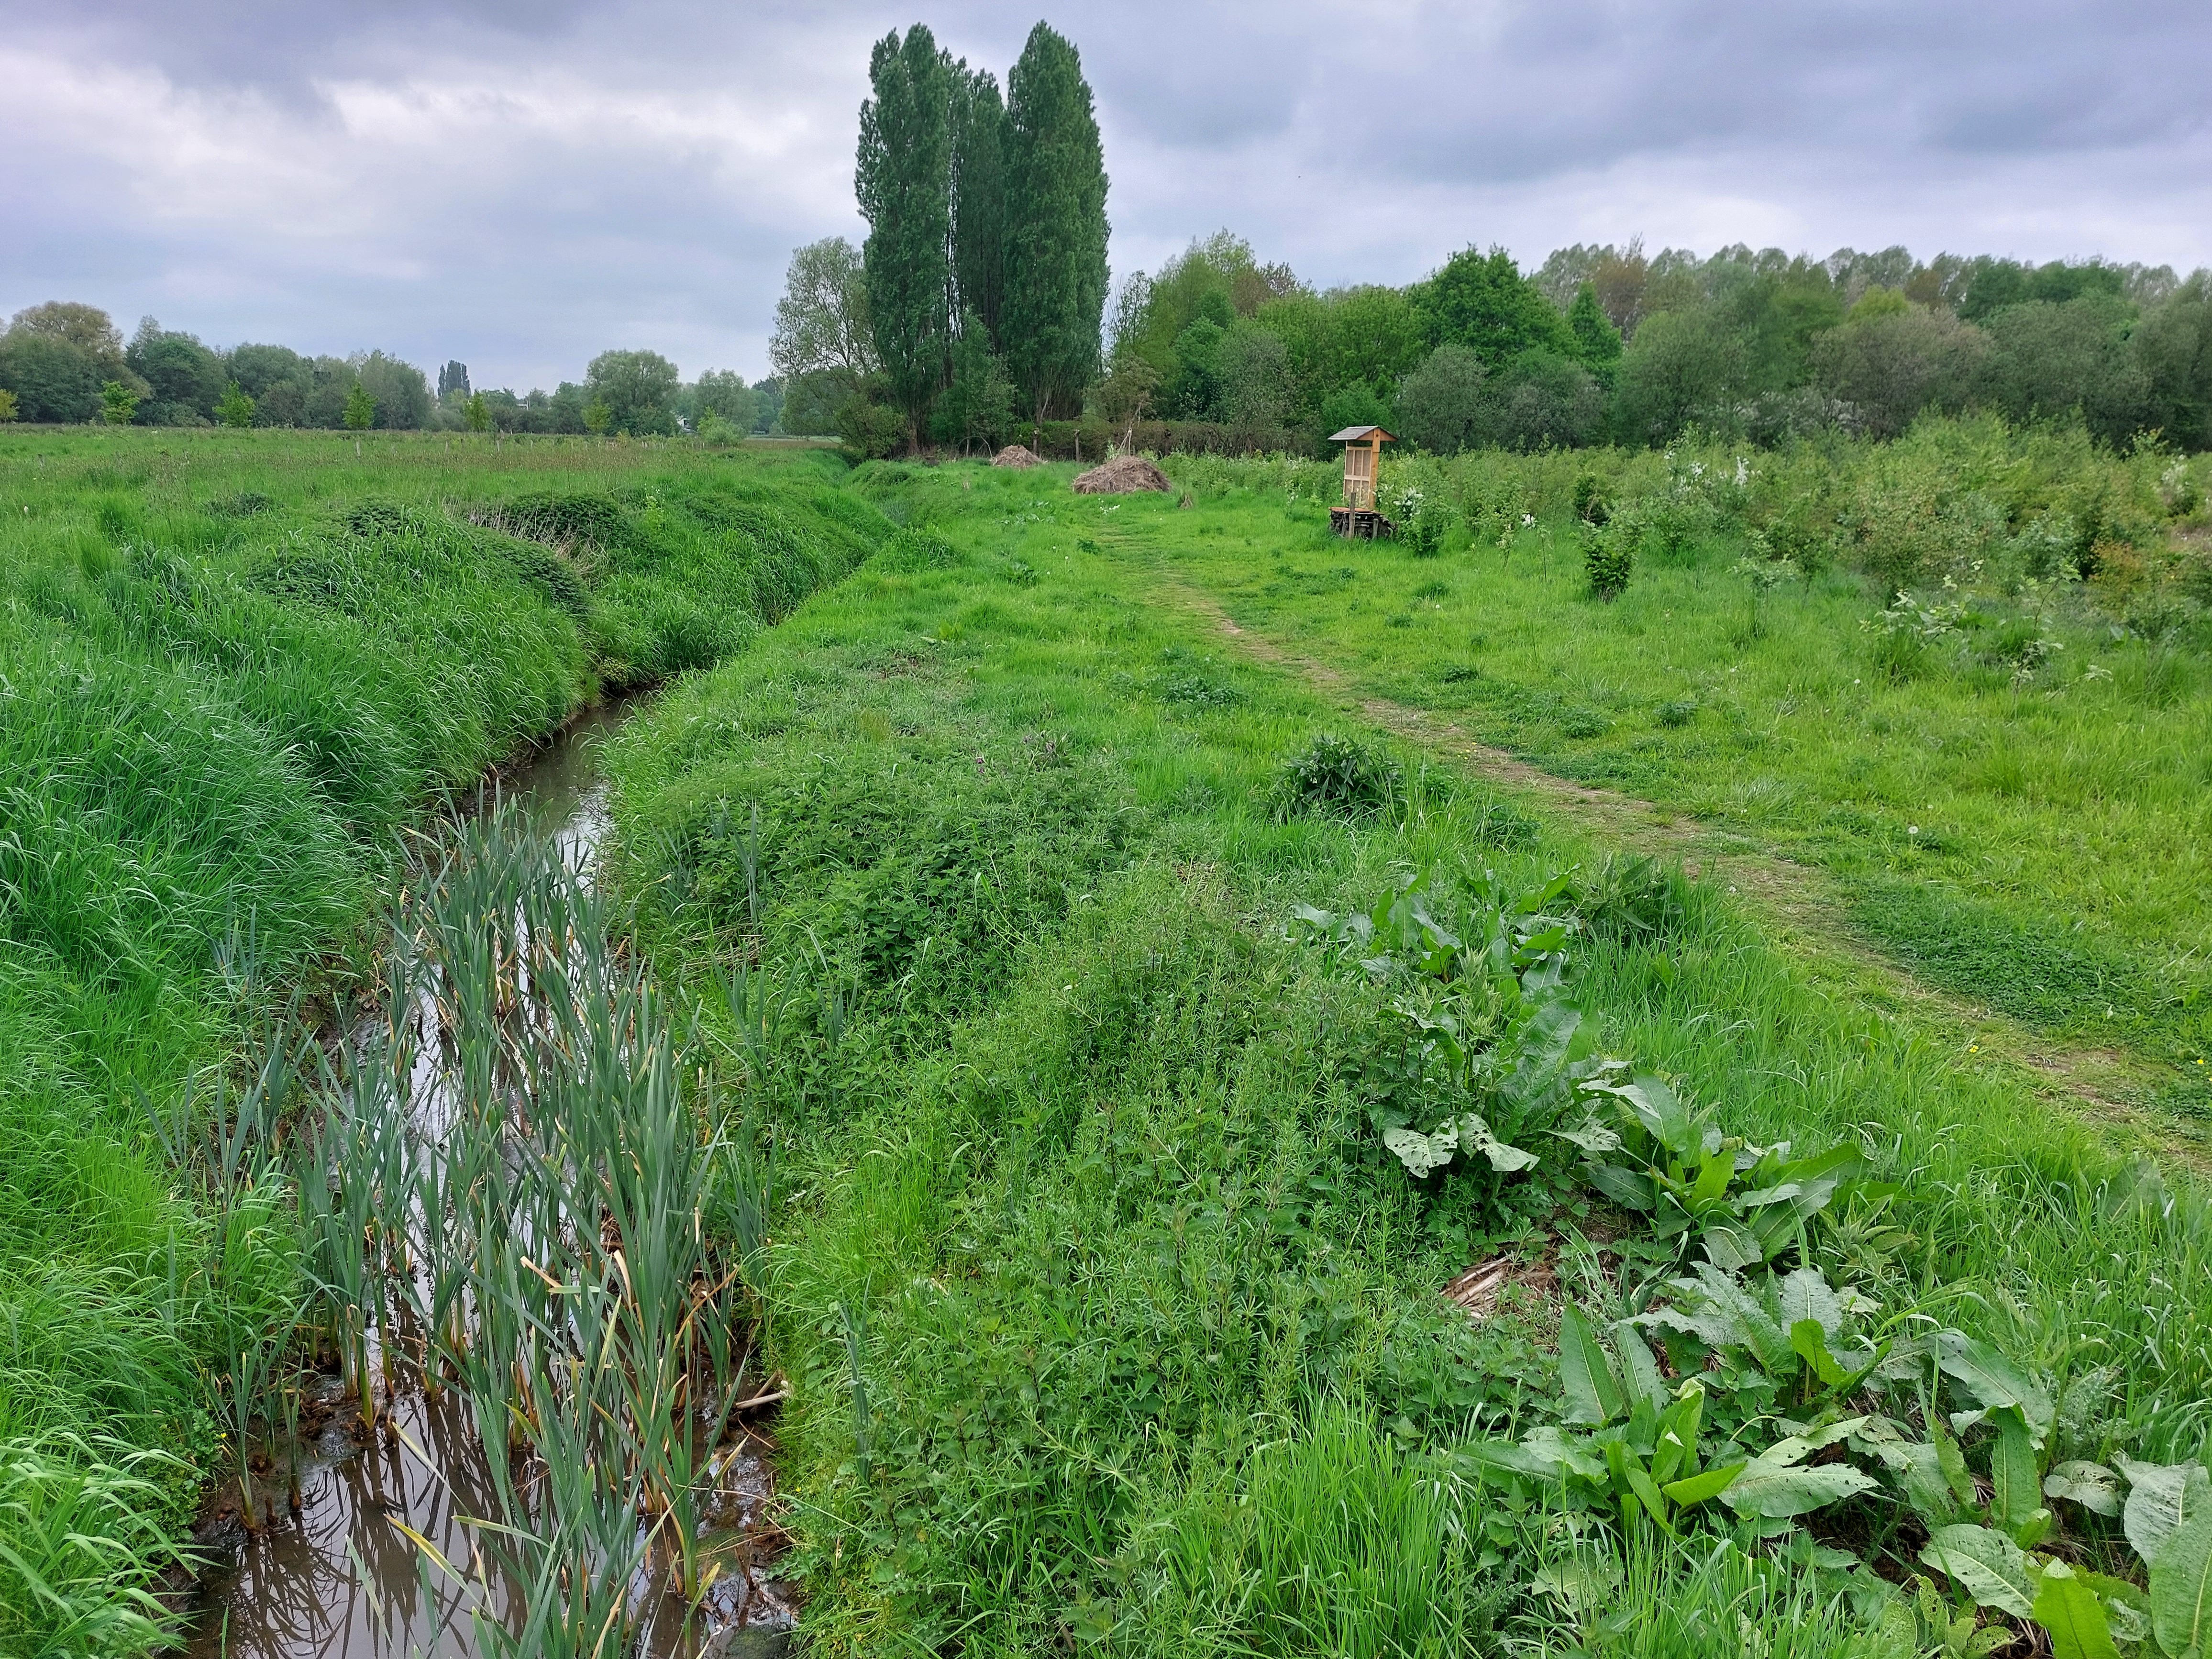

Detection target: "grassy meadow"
[2, 422, 2209, 1655]
[605, 452, 2211, 1653]
[1149, 429, 2212, 1091]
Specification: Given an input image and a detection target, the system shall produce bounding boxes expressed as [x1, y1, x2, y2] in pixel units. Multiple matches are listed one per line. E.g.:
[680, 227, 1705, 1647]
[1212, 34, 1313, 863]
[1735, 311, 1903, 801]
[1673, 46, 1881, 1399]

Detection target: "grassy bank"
[605, 457, 2210, 1653]
[0, 427, 885, 1648]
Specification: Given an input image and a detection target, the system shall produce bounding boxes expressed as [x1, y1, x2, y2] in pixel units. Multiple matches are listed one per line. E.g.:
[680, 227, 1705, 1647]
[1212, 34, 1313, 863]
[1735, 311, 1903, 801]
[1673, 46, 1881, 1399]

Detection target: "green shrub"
[1584, 522, 1634, 600]
[837, 394, 906, 462]
[1572, 469, 1612, 525]
[1271, 732, 1403, 821]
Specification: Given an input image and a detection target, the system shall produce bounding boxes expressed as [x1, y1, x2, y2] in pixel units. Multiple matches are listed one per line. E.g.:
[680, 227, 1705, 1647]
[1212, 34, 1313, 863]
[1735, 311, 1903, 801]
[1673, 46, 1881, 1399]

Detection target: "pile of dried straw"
[1070, 455, 1171, 494]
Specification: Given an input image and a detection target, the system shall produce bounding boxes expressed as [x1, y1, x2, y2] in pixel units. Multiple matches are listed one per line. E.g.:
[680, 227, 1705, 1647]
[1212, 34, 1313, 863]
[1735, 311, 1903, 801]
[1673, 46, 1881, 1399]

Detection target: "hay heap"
[1071, 455, 1171, 495]
[991, 444, 1044, 468]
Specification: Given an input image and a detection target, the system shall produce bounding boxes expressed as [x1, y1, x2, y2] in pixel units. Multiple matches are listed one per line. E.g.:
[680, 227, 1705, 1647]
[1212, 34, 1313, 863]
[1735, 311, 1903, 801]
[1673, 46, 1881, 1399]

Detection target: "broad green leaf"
[1382, 1125, 1455, 1178]
[1761, 1416, 1873, 1468]
[2150, 1503, 2212, 1659]
[1528, 1557, 1622, 1614]
[2076, 1570, 2152, 1646]
[1685, 1261, 1794, 1372]
[1775, 1268, 1845, 1341]
[1465, 1427, 1606, 1486]
[1921, 1524, 2036, 1618]
[1938, 1330, 2055, 1441]
[1635, 1300, 1740, 1350]
[1743, 1145, 1865, 1230]
[2046, 1461, 2124, 1518]
[1650, 1381, 1705, 1486]
[1933, 1412, 1980, 1508]
[2014, 1509, 2055, 1550]
[1460, 1114, 1539, 1173]
[1557, 1119, 1628, 1159]
[1605, 1441, 1677, 1536]
[1699, 1220, 1765, 1272]
[2031, 1561, 2122, 1659]
[1519, 1000, 1582, 1072]
[1866, 1599, 1919, 1659]
[1792, 1318, 1849, 1387]
[1734, 1178, 1804, 1208]
[1663, 1460, 1746, 1509]
[1584, 1161, 1657, 1212]
[1551, 1121, 1622, 1154]
[1559, 1305, 1626, 1427]
[1612, 1318, 1671, 1413]
[1720, 1458, 1880, 1518]
[1862, 1435, 1964, 1528]
[1691, 1149, 1736, 1206]
[1522, 1426, 1609, 1482]
[2120, 1457, 2212, 1566]
[1991, 1407, 2044, 1538]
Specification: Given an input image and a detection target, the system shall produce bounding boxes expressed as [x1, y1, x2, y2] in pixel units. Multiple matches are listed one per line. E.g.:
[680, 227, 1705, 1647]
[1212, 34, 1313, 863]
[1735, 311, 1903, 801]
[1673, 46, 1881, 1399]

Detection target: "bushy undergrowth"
[0, 429, 884, 1648]
[1170, 416, 2212, 644]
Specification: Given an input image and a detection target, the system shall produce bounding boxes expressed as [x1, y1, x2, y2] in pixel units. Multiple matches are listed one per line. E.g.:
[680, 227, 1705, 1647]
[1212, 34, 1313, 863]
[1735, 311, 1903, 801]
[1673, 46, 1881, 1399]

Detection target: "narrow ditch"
[177, 694, 795, 1659]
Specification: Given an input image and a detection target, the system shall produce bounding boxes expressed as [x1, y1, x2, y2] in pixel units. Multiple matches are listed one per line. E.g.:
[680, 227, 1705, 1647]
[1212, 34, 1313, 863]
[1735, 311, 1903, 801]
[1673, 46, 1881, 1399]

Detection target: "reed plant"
[290, 808, 767, 1647]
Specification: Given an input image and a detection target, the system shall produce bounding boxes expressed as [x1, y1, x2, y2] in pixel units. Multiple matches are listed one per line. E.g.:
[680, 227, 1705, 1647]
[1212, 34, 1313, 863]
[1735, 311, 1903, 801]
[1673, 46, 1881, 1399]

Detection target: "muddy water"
[181, 696, 797, 1659]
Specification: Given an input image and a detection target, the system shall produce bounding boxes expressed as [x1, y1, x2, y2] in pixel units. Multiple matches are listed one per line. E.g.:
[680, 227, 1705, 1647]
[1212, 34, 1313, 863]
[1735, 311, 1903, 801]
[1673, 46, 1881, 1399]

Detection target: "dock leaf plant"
[1291, 857, 2210, 1656]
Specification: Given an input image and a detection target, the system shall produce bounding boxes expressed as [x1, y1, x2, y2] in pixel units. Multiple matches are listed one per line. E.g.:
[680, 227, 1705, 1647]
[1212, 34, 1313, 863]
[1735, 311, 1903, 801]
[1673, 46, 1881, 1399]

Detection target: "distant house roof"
[1328, 425, 1394, 443]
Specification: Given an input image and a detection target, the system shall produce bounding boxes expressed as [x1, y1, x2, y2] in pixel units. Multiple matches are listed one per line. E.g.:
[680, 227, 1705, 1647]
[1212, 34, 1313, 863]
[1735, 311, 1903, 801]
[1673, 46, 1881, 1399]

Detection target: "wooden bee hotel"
[1328, 425, 1396, 538]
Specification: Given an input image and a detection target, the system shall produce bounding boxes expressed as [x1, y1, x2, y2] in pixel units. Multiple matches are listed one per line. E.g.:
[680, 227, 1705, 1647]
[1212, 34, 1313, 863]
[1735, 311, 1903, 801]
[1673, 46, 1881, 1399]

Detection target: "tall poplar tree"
[855, 26, 953, 448]
[950, 66, 1008, 349]
[1001, 22, 1108, 427]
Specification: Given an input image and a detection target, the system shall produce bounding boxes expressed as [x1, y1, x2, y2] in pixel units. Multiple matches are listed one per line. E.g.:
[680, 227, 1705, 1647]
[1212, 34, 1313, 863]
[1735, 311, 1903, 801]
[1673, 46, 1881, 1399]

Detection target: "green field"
[3, 426, 2209, 1655]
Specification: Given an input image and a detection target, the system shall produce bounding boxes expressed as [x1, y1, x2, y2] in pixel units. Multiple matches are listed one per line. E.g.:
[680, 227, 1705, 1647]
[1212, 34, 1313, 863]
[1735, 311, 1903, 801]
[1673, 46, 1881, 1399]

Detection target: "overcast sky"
[5, 1, 2209, 392]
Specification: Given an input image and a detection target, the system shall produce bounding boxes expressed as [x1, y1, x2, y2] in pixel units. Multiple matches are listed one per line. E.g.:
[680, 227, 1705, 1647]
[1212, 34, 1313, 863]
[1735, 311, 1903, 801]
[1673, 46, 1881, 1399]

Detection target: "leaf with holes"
[2045, 1461, 2124, 1518]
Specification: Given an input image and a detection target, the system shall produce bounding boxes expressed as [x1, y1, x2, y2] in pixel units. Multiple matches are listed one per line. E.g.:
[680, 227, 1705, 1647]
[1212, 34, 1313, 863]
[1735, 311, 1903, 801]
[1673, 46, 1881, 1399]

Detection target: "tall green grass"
[0, 428, 884, 1650]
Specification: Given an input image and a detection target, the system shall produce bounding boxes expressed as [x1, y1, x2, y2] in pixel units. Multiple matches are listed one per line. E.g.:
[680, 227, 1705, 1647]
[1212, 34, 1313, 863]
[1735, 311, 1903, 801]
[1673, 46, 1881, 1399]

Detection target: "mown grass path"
[1142, 560, 2206, 1168]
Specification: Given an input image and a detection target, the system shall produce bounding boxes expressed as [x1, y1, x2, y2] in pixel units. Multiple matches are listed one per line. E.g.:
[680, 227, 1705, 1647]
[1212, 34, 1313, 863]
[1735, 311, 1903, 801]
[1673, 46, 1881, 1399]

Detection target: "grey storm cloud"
[3, 0, 2208, 392]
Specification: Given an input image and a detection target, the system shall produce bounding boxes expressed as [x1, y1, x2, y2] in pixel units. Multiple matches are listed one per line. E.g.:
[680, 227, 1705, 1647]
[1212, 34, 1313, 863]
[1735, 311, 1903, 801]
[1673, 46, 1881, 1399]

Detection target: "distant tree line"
[0, 303, 781, 439]
[1094, 235, 2212, 455]
[771, 19, 1109, 456]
